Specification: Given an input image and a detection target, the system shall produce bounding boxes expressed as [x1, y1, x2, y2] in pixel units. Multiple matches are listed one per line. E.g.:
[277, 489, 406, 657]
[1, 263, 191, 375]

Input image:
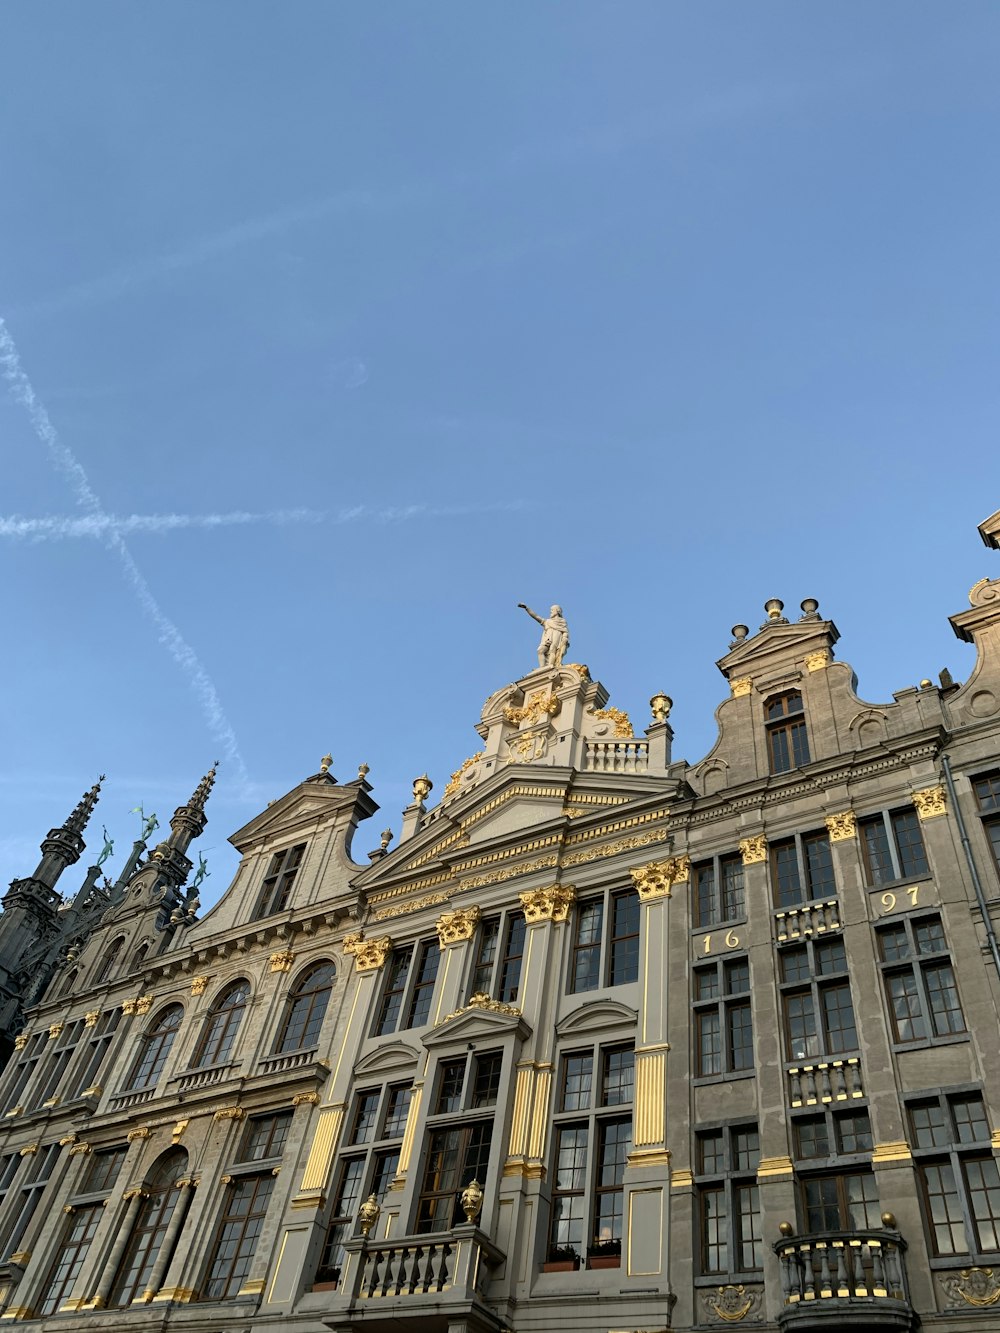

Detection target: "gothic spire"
[188, 762, 218, 816]
[64, 775, 104, 838]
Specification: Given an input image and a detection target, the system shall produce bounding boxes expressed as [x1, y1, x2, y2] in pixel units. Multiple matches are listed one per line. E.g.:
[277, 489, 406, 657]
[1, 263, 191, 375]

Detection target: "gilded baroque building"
[0, 512, 999, 1333]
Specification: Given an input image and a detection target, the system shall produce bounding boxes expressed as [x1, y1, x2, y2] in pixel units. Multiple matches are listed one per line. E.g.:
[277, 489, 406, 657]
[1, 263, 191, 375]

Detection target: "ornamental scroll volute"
[518, 884, 575, 924]
[630, 856, 690, 901]
[342, 933, 393, 972]
[702, 1284, 761, 1323]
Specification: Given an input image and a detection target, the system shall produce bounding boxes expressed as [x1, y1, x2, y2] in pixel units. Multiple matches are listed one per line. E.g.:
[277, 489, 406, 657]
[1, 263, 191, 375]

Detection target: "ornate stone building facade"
[0, 510, 999, 1333]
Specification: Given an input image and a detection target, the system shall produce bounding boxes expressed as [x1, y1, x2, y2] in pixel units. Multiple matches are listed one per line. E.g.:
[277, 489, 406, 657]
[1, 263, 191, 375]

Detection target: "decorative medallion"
[940, 1267, 1000, 1307]
[913, 785, 947, 819]
[436, 906, 482, 946]
[703, 1285, 760, 1322]
[739, 836, 767, 865]
[825, 811, 856, 842]
[518, 884, 576, 923]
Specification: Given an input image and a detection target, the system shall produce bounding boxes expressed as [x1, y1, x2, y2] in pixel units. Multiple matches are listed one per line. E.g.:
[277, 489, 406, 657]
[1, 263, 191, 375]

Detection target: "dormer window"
[765, 692, 810, 773]
[253, 843, 306, 919]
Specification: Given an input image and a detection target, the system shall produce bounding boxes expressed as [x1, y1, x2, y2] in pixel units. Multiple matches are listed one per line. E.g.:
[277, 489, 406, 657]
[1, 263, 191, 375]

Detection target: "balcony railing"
[774, 1224, 914, 1330]
[256, 1048, 317, 1075]
[336, 1224, 504, 1320]
[775, 898, 841, 942]
[787, 1056, 864, 1107]
[583, 739, 649, 773]
[173, 1062, 235, 1093]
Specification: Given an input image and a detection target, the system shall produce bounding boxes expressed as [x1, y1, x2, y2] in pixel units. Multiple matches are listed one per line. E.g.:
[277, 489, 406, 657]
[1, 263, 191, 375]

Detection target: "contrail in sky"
[0, 317, 250, 788]
[0, 501, 528, 542]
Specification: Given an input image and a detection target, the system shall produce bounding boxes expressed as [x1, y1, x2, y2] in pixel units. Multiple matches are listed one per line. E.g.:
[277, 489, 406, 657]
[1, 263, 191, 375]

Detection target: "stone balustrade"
[775, 897, 841, 942]
[774, 1226, 912, 1330]
[787, 1056, 863, 1107]
[583, 738, 649, 773]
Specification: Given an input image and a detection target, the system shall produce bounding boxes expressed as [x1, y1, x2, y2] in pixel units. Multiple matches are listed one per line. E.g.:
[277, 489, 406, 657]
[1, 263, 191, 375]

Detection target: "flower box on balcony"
[587, 1241, 621, 1270]
[543, 1246, 580, 1272]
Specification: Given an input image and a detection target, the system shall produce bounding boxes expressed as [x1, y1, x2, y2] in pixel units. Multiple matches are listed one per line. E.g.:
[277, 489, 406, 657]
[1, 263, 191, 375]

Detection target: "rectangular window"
[71, 1008, 122, 1098]
[470, 913, 525, 1003]
[696, 1124, 762, 1274]
[253, 842, 306, 918]
[859, 810, 929, 885]
[416, 1122, 493, 1233]
[569, 889, 640, 992]
[469, 917, 500, 995]
[878, 913, 965, 1044]
[203, 1173, 276, 1300]
[2, 1032, 46, 1112]
[766, 692, 810, 774]
[794, 1110, 872, 1161]
[317, 1158, 364, 1282]
[694, 853, 746, 928]
[770, 831, 835, 908]
[561, 1053, 593, 1111]
[908, 1090, 1000, 1257]
[435, 1060, 466, 1114]
[382, 1085, 412, 1138]
[37, 1204, 103, 1316]
[350, 1090, 381, 1144]
[498, 914, 526, 1003]
[471, 1051, 503, 1108]
[601, 1047, 634, 1106]
[693, 957, 753, 1077]
[240, 1112, 292, 1163]
[0, 1143, 57, 1261]
[781, 937, 857, 1061]
[83, 1145, 128, 1193]
[405, 940, 441, 1029]
[801, 1171, 879, 1231]
[973, 771, 1000, 882]
[374, 947, 413, 1036]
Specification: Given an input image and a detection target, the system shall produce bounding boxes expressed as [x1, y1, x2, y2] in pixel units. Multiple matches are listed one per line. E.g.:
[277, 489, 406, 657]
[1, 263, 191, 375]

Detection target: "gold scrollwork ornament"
[941, 1267, 1000, 1307]
[704, 1284, 760, 1322]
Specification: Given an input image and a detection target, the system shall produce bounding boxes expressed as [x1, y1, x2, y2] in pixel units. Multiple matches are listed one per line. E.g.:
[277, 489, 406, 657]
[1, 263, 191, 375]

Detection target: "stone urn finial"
[358, 1193, 381, 1238]
[649, 691, 672, 723]
[460, 1178, 484, 1224]
[412, 774, 433, 807]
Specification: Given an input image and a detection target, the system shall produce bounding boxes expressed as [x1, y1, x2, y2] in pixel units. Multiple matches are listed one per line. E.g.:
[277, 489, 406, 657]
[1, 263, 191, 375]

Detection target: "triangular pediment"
[229, 776, 376, 854]
[422, 1002, 531, 1048]
[716, 615, 839, 685]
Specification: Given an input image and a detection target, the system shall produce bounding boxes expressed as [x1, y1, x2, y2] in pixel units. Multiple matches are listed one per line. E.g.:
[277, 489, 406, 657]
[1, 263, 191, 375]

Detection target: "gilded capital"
[825, 811, 856, 842]
[805, 649, 830, 671]
[292, 1091, 321, 1107]
[48, 1023, 63, 1040]
[436, 906, 481, 946]
[68, 1142, 92, 1157]
[269, 949, 296, 973]
[518, 884, 576, 924]
[122, 999, 138, 1016]
[342, 933, 393, 971]
[913, 785, 947, 820]
[730, 677, 753, 698]
[631, 855, 690, 900]
[127, 1127, 152, 1143]
[135, 995, 154, 1015]
[213, 1106, 245, 1123]
[190, 976, 209, 996]
[13, 1033, 29, 1051]
[83, 1012, 99, 1028]
[739, 835, 767, 865]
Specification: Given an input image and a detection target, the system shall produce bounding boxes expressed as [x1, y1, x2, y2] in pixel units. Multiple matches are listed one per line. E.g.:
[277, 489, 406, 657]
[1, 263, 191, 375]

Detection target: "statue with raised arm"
[192, 853, 210, 892]
[96, 825, 114, 868]
[518, 602, 570, 669]
[131, 805, 160, 843]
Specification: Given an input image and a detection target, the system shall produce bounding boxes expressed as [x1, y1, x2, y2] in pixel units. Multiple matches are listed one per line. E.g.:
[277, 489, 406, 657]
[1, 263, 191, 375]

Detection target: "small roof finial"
[357, 762, 370, 781]
[320, 753, 333, 775]
[764, 598, 785, 622]
[412, 774, 433, 807]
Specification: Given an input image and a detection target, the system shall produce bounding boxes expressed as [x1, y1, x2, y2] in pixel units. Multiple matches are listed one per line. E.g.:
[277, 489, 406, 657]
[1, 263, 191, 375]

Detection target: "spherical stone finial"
[800, 597, 819, 617]
[778, 1221, 794, 1237]
[650, 692, 672, 723]
[764, 599, 785, 621]
[412, 774, 433, 807]
[919, 679, 933, 689]
[731, 624, 749, 642]
[461, 1178, 484, 1224]
[358, 1193, 381, 1238]
[881, 1211, 897, 1230]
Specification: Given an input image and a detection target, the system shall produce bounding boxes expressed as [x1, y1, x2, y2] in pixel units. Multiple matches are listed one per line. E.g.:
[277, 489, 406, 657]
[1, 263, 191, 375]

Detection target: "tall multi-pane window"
[32, 1018, 86, 1109]
[71, 1008, 122, 1098]
[569, 888, 640, 992]
[415, 1048, 499, 1233]
[274, 961, 335, 1054]
[907, 1091, 1000, 1258]
[253, 843, 307, 918]
[877, 914, 965, 1043]
[693, 958, 753, 1078]
[695, 1125, 762, 1275]
[373, 938, 441, 1035]
[791, 1107, 878, 1233]
[36, 1146, 127, 1316]
[547, 1041, 634, 1267]
[94, 936, 125, 985]
[202, 1114, 289, 1301]
[469, 912, 525, 1003]
[109, 1150, 190, 1307]
[780, 936, 858, 1061]
[192, 980, 250, 1067]
[316, 1080, 414, 1283]
[859, 809, 929, 885]
[125, 1005, 183, 1090]
[800, 1171, 880, 1231]
[973, 771, 1000, 881]
[693, 854, 745, 928]
[0, 1143, 58, 1261]
[374, 947, 414, 1035]
[770, 831, 835, 908]
[2, 1031, 46, 1112]
[406, 940, 441, 1028]
[766, 692, 810, 773]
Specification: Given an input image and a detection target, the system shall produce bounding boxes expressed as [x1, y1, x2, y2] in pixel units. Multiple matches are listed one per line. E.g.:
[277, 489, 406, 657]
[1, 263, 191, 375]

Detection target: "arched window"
[60, 968, 78, 999]
[192, 981, 250, 1068]
[131, 942, 150, 971]
[275, 962, 335, 1055]
[95, 936, 125, 985]
[127, 1005, 183, 1090]
[109, 1149, 189, 1307]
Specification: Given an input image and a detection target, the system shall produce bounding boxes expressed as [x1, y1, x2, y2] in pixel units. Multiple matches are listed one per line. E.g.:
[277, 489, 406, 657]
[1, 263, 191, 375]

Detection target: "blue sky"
[2, 3, 998, 904]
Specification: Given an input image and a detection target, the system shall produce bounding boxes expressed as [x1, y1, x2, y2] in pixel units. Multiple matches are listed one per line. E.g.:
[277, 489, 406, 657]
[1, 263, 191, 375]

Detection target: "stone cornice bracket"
[436, 906, 481, 946]
[269, 949, 296, 973]
[630, 856, 690, 901]
[127, 1127, 152, 1143]
[739, 835, 767, 865]
[213, 1107, 245, 1123]
[518, 884, 576, 924]
[342, 933, 393, 972]
[825, 811, 856, 842]
[913, 785, 947, 820]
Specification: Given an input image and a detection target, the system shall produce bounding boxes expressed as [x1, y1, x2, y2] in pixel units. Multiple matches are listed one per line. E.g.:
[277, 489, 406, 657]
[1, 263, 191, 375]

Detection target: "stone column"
[143, 1177, 196, 1301]
[87, 1190, 144, 1309]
